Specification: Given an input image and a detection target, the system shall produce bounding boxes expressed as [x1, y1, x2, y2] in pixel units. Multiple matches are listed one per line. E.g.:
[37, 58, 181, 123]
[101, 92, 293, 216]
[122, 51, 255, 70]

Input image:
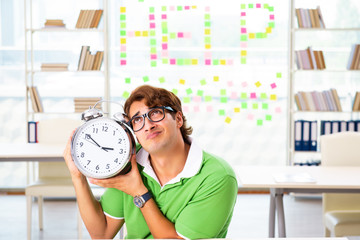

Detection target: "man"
[63, 85, 238, 239]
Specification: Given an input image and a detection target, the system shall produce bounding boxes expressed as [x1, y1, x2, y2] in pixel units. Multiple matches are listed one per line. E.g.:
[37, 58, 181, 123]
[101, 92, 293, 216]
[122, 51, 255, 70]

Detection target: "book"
[273, 172, 316, 183]
[75, 9, 103, 29]
[44, 19, 65, 28]
[41, 63, 68, 71]
[353, 92, 360, 111]
[28, 121, 38, 143]
[77, 46, 90, 71]
[28, 87, 39, 112]
[31, 86, 44, 112]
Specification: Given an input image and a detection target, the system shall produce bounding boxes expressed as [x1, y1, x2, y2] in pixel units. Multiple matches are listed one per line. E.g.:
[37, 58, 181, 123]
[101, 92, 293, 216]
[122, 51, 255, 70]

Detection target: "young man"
[63, 85, 238, 239]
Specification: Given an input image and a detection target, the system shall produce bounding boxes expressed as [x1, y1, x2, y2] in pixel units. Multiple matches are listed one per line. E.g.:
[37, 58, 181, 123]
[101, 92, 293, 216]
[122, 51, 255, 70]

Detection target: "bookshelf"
[288, 0, 360, 165]
[24, 0, 109, 140]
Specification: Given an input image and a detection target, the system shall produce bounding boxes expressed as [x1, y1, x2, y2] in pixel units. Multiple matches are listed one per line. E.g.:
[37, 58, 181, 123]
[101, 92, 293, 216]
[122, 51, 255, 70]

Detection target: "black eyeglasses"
[128, 106, 175, 132]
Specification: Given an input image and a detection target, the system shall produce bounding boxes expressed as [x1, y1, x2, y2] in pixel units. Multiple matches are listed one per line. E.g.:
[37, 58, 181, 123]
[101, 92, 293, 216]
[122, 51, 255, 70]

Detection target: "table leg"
[269, 189, 276, 237]
[274, 189, 286, 237]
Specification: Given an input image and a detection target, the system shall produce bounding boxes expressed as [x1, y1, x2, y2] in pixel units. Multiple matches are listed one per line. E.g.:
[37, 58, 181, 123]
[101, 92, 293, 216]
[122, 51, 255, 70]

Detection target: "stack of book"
[295, 47, 325, 70]
[295, 6, 325, 28]
[295, 89, 342, 111]
[28, 86, 43, 113]
[74, 97, 102, 113]
[41, 63, 69, 71]
[347, 44, 360, 70]
[77, 46, 104, 71]
[44, 19, 65, 28]
[75, 9, 103, 29]
[353, 92, 360, 111]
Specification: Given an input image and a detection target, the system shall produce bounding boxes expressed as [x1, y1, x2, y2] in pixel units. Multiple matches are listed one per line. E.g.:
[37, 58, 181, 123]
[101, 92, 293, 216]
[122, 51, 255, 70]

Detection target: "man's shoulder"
[201, 151, 236, 179]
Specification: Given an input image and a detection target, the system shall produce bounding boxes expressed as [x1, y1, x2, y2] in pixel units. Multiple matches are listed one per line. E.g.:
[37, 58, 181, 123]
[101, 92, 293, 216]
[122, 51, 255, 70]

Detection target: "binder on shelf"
[321, 121, 332, 135]
[302, 120, 311, 151]
[28, 121, 38, 143]
[310, 121, 317, 151]
[347, 121, 356, 132]
[294, 120, 303, 151]
[340, 121, 347, 132]
[331, 121, 340, 134]
[356, 121, 360, 132]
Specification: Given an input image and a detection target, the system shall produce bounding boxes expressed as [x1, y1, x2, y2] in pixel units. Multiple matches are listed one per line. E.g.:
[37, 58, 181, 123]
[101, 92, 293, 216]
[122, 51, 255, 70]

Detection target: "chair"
[320, 131, 360, 237]
[26, 118, 83, 240]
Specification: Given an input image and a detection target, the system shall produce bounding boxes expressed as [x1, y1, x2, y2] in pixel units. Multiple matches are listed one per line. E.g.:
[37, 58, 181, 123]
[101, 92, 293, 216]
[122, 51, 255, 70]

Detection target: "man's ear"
[176, 112, 183, 128]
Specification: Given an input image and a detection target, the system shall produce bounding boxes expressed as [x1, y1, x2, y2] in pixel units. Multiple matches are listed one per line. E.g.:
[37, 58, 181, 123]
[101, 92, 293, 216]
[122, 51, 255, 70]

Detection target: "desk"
[0, 143, 64, 162]
[235, 166, 360, 238]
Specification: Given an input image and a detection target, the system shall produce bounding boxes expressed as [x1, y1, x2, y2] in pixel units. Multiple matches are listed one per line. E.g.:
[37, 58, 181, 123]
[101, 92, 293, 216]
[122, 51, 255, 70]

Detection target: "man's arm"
[63, 134, 123, 239]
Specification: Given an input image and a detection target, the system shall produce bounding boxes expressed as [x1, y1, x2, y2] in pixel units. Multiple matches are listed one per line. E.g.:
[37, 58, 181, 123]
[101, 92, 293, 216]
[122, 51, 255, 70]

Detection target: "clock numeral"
[87, 160, 91, 165]
[118, 139, 122, 144]
[102, 126, 108, 132]
[113, 130, 116, 136]
[93, 128, 98, 134]
[81, 152, 85, 158]
[79, 142, 84, 147]
[96, 165, 100, 170]
[114, 158, 118, 163]
[106, 164, 110, 169]
[119, 149, 123, 154]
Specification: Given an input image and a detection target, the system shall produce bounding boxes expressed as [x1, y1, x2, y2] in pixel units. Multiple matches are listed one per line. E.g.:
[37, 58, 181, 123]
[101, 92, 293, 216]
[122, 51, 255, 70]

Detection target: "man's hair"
[124, 85, 193, 144]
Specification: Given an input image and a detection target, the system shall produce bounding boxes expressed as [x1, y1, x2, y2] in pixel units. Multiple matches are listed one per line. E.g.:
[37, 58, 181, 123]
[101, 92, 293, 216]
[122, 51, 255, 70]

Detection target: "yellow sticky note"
[249, 33, 255, 39]
[255, 81, 261, 87]
[266, 27, 272, 33]
[213, 76, 219, 82]
[225, 117, 232, 124]
[135, 31, 141, 37]
[120, 7, 126, 13]
[120, 38, 126, 44]
[270, 94, 277, 100]
[241, 50, 247, 56]
[179, 79, 186, 85]
[205, 29, 211, 35]
[142, 31, 149, 36]
[162, 36, 168, 42]
[205, 44, 211, 49]
[220, 59, 226, 65]
[234, 107, 240, 113]
[191, 59, 198, 65]
[192, 6, 197, 9]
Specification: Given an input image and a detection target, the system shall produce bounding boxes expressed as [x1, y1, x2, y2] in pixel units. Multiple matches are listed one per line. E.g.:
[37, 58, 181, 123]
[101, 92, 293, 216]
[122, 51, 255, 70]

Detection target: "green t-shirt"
[100, 140, 238, 239]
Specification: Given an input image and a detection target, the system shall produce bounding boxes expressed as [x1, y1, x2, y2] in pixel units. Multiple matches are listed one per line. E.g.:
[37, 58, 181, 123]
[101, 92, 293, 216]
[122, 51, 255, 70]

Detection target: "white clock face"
[71, 118, 132, 179]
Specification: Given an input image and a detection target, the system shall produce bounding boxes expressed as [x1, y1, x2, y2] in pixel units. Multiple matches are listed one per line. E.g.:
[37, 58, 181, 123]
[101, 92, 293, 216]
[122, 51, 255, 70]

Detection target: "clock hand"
[85, 134, 101, 148]
[101, 147, 114, 151]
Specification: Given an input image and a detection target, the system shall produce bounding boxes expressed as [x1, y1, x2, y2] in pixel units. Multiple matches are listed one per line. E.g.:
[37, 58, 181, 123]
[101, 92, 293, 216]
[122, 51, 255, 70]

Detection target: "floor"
[0, 192, 357, 239]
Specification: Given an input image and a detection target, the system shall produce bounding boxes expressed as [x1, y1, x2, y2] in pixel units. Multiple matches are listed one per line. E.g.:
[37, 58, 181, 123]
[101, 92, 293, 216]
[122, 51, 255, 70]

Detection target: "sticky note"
[241, 58, 246, 64]
[257, 119, 263, 126]
[122, 91, 130, 98]
[177, 59, 184, 66]
[260, 93, 267, 99]
[225, 117, 232, 124]
[143, 76, 149, 82]
[241, 82, 248, 88]
[205, 59, 211, 65]
[120, 7, 126, 13]
[150, 23, 156, 29]
[241, 50, 247, 56]
[220, 97, 228, 103]
[162, 14, 167, 19]
[213, 59, 219, 65]
[220, 89, 226, 95]
[255, 81, 261, 87]
[172, 89, 178, 95]
[186, 88, 193, 95]
[206, 105, 213, 112]
[240, 92, 247, 99]
[234, 107, 240, 113]
[191, 59, 198, 65]
[227, 81, 234, 87]
[120, 60, 126, 65]
[276, 72, 282, 78]
[275, 107, 282, 113]
[204, 96, 212, 102]
[250, 92, 257, 99]
[151, 61, 156, 67]
[125, 78, 131, 84]
[170, 59, 176, 65]
[182, 106, 189, 113]
[120, 38, 126, 44]
[266, 115, 272, 121]
[205, 29, 211, 35]
[241, 102, 247, 109]
[231, 92, 237, 99]
[213, 76, 219, 82]
[220, 59, 226, 65]
[193, 96, 202, 102]
[262, 103, 269, 109]
[205, 44, 211, 49]
[270, 94, 277, 100]
[183, 97, 191, 103]
[178, 32, 184, 38]
[200, 79, 207, 85]
[218, 109, 225, 116]
[197, 90, 204, 96]
[252, 103, 258, 109]
[194, 106, 200, 112]
[247, 114, 254, 120]
[271, 83, 277, 89]
[159, 77, 165, 83]
[179, 79, 185, 85]
[241, 28, 247, 34]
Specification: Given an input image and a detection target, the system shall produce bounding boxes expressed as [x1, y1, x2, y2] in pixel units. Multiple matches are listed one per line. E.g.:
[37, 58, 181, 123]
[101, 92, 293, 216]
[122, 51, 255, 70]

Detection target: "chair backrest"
[37, 118, 82, 179]
[320, 131, 360, 212]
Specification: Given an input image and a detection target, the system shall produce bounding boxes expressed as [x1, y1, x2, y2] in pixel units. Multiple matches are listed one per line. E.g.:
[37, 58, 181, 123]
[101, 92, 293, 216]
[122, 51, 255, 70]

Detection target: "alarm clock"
[70, 101, 136, 179]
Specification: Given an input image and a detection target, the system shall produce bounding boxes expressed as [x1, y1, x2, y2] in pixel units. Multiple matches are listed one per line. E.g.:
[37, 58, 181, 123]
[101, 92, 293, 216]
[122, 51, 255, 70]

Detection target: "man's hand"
[88, 154, 148, 197]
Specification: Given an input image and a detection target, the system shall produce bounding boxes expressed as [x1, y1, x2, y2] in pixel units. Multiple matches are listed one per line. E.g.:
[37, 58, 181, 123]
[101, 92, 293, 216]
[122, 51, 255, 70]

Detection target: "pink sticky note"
[247, 114, 254, 120]
[184, 32, 191, 38]
[270, 14, 274, 20]
[204, 52, 212, 58]
[194, 105, 200, 112]
[170, 59, 176, 65]
[151, 54, 157, 60]
[169, 6, 175, 11]
[127, 31, 134, 37]
[162, 43, 168, 50]
[256, 3, 261, 8]
[205, 6, 210, 12]
[178, 32, 184, 38]
[120, 45, 126, 51]
[185, 6, 190, 10]
[227, 59, 234, 65]
[183, 106, 189, 113]
[250, 92, 257, 99]
[205, 59, 211, 65]
[149, 14, 155, 20]
[231, 92, 237, 99]
[241, 28, 247, 33]
[161, 50, 169, 57]
[206, 105, 213, 112]
[241, 12, 246, 16]
[241, 82, 248, 87]
[162, 14, 167, 19]
[193, 96, 202, 102]
[150, 23, 156, 29]
[275, 107, 282, 113]
[227, 81, 234, 87]
[120, 60, 127, 65]
[271, 83, 277, 89]
[240, 42, 248, 48]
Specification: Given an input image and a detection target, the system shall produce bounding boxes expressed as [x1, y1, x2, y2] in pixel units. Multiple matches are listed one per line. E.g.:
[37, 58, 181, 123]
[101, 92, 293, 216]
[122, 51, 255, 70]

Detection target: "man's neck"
[149, 139, 190, 186]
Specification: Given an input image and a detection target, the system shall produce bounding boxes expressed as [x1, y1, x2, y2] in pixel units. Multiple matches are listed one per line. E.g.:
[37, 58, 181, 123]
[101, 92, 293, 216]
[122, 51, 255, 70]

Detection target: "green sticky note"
[162, 6, 167, 11]
[240, 20, 246, 26]
[204, 36, 211, 44]
[159, 77, 165, 83]
[143, 76, 149, 82]
[161, 22, 167, 28]
[183, 97, 191, 103]
[149, 7, 155, 13]
[220, 89, 226, 95]
[204, 96, 212, 102]
[177, 6, 183, 11]
[257, 119, 263, 126]
[150, 39, 156, 45]
[213, 59, 219, 65]
[205, 21, 211, 27]
[162, 59, 168, 64]
[162, 28, 168, 34]
[219, 109, 225, 116]
[197, 90, 204, 96]
[186, 88, 193, 95]
[120, 14, 126, 21]
[184, 59, 191, 65]
[151, 61, 157, 67]
[248, 4, 254, 8]
[276, 72, 282, 78]
[204, 14, 210, 20]
[170, 32, 176, 39]
[200, 79, 207, 85]
[120, 22, 126, 28]
[125, 78, 131, 84]
[241, 57, 246, 64]
[241, 4, 246, 9]
[241, 102, 247, 109]
[220, 97, 228, 103]
[122, 91, 130, 98]
[264, 4, 269, 9]
[240, 35, 248, 41]
[120, 30, 126, 36]
[172, 89, 178, 95]
[269, 22, 275, 28]
[240, 92, 247, 99]
[256, 33, 262, 38]
[268, 6, 274, 12]
[150, 30, 156, 36]
[252, 103, 258, 109]
[150, 47, 156, 54]
[120, 52, 126, 58]
[260, 93, 267, 99]
[266, 115, 272, 121]
[177, 59, 184, 66]
[262, 103, 269, 109]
